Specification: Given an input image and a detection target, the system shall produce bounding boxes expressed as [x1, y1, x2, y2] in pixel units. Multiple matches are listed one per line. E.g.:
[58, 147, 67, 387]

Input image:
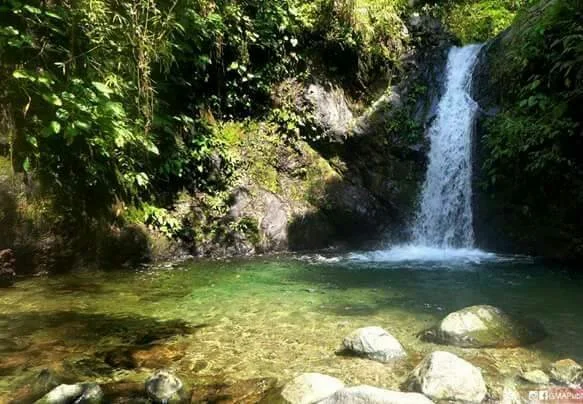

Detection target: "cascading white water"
[412, 44, 483, 248]
[342, 44, 494, 263]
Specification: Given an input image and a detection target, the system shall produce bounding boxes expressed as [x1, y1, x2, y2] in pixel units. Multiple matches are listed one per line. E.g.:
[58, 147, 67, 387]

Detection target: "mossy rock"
[420, 305, 546, 348]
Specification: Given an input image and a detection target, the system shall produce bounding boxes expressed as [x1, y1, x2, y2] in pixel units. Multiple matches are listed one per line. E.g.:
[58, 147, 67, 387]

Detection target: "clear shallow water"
[1, 252, 583, 401]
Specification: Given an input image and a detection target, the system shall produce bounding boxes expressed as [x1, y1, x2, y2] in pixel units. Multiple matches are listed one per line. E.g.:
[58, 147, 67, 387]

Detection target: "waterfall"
[412, 44, 483, 248]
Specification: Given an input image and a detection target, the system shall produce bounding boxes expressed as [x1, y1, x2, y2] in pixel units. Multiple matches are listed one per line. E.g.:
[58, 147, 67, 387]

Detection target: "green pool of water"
[1, 250, 582, 401]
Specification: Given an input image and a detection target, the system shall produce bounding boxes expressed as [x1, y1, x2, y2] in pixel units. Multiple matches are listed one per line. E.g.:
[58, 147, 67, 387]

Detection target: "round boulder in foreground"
[405, 351, 487, 403]
[419, 304, 546, 348]
[280, 373, 344, 404]
[342, 326, 407, 363]
[319, 385, 434, 404]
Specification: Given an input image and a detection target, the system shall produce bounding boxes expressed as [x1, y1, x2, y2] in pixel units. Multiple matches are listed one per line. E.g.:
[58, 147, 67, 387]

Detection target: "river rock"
[420, 305, 546, 348]
[34, 383, 103, 404]
[145, 370, 185, 403]
[342, 326, 406, 363]
[520, 369, 550, 385]
[0, 249, 16, 287]
[405, 351, 487, 403]
[319, 385, 434, 404]
[549, 359, 583, 387]
[280, 373, 344, 404]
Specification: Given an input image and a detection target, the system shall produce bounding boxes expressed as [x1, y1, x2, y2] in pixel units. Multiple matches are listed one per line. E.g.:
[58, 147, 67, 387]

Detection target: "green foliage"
[480, 0, 583, 256]
[0, 0, 415, 241]
[141, 204, 183, 238]
[298, 0, 409, 87]
[446, 0, 516, 43]
[420, 0, 535, 43]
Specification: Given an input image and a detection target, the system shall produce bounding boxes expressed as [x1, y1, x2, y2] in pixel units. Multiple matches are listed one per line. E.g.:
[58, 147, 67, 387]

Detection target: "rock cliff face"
[179, 15, 454, 257]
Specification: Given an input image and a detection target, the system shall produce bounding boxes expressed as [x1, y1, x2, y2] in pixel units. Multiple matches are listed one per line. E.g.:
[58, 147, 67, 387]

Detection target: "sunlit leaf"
[92, 82, 114, 97]
[49, 121, 61, 134]
[41, 93, 63, 106]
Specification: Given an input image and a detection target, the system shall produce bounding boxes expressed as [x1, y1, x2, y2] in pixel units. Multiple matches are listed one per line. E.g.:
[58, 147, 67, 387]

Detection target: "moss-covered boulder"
[420, 305, 546, 348]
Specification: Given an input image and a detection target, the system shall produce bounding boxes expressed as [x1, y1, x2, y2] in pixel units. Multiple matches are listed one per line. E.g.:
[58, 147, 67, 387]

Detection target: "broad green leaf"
[23, 5, 41, 14]
[26, 135, 38, 148]
[41, 93, 63, 106]
[145, 141, 160, 155]
[49, 121, 61, 134]
[12, 70, 33, 80]
[136, 172, 149, 187]
[92, 82, 114, 97]
[23, 158, 31, 173]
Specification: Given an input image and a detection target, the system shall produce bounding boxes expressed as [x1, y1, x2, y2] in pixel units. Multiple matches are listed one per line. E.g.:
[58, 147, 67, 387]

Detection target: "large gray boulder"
[405, 351, 487, 403]
[342, 326, 406, 363]
[318, 385, 434, 404]
[34, 383, 103, 404]
[304, 84, 354, 141]
[549, 359, 583, 387]
[280, 373, 344, 404]
[145, 370, 185, 403]
[420, 305, 546, 348]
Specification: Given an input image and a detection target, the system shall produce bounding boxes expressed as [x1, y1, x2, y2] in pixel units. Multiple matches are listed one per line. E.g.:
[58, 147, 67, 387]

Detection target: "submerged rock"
[102, 382, 148, 403]
[318, 385, 434, 404]
[405, 351, 487, 403]
[0, 249, 16, 287]
[10, 368, 61, 403]
[34, 383, 103, 404]
[500, 379, 522, 404]
[191, 377, 277, 403]
[342, 326, 406, 363]
[145, 370, 185, 403]
[520, 369, 550, 385]
[280, 373, 344, 404]
[420, 305, 546, 348]
[549, 359, 583, 387]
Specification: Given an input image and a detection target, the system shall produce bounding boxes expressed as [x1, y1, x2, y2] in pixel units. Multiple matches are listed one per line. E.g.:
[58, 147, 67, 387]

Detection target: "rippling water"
[0, 252, 582, 401]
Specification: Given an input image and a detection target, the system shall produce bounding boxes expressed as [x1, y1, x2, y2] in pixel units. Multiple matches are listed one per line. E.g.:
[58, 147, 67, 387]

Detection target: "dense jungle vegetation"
[475, 0, 583, 259]
[0, 0, 581, 267]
